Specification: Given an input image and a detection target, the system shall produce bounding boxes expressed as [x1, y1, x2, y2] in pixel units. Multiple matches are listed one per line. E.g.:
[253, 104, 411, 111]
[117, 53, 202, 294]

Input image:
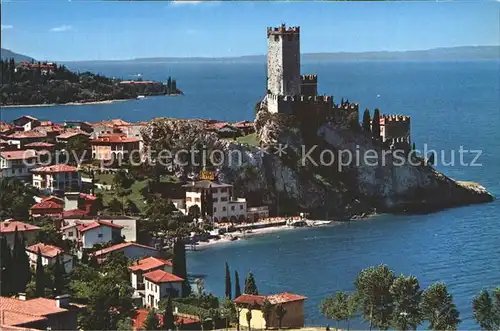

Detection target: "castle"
[265, 24, 359, 123]
[265, 24, 410, 146]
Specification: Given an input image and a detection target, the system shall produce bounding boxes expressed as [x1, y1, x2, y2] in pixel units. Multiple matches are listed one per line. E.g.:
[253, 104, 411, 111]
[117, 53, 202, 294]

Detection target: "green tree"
[52, 253, 66, 296]
[125, 198, 140, 215]
[223, 298, 238, 327]
[208, 308, 220, 330]
[412, 142, 416, 151]
[320, 291, 357, 330]
[421, 282, 460, 331]
[188, 204, 201, 220]
[0, 235, 13, 296]
[372, 108, 381, 141]
[66, 135, 90, 164]
[472, 288, 500, 331]
[390, 275, 423, 330]
[244, 272, 258, 295]
[362, 108, 371, 132]
[35, 248, 45, 297]
[116, 317, 134, 331]
[162, 293, 175, 330]
[261, 299, 273, 329]
[172, 239, 190, 297]
[12, 228, 32, 294]
[107, 197, 123, 215]
[234, 270, 242, 298]
[225, 262, 232, 299]
[354, 264, 395, 330]
[143, 309, 160, 330]
[275, 303, 287, 330]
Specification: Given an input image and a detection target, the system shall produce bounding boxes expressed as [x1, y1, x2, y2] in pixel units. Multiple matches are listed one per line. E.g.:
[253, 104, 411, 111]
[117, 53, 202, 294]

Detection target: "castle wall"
[380, 115, 411, 143]
[267, 25, 301, 96]
[300, 74, 318, 96]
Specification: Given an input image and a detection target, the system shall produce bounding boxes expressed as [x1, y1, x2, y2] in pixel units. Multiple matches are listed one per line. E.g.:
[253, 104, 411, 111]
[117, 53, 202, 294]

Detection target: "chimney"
[55, 294, 70, 308]
[18, 293, 27, 301]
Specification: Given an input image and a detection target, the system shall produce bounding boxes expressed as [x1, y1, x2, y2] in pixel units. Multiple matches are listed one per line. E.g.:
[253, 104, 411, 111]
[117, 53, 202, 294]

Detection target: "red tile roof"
[234, 120, 254, 128]
[94, 242, 157, 257]
[62, 209, 88, 218]
[234, 292, 307, 306]
[0, 150, 37, 160]
[26, 243, 63, 258]
[24, 142, 55, 147]
[143, 269, 184, 283]
[6, 131, 46, 139]
[31, 164, 78, 173]
[41, 195, 65, 203]
[0, 297, 68, 327]
[93, 119, 131, 127]
[79, 193, 97, 201]
[0, 221, 40, 234]
[30, 200, 64, 210]
[90, 135, 139, 144]
[132, 309, 199, 329]
[57, 131, 89, 139]
[0, 122, 14, 132]
[78, 220, 123, 233]
[205, 122, 232, 130]
[128, 257, 173, 272]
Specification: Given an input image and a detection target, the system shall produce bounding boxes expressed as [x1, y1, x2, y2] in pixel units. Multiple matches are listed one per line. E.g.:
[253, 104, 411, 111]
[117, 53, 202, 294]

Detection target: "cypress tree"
[89, 254, 99, 269]
[35, 248, 45, 297]
[12, 228, 31, 294]
[412, 142, 416, 151]
[162, 294, 175, 330]
[0, 236, 13, 296]
[167, 77, 172, 94]
[143, 308, 160, 330]
[172, 240, 190, 297]
[234, 270, 241, 299]
[53, 254, 66, 296]
[362, 108, 372, 132]
[372, 108, 381, 141]
[225, 262, 232, 299]
[244, 272, 258, 295]
[81, 249, 89, 264]
[171, 79, 177, 93]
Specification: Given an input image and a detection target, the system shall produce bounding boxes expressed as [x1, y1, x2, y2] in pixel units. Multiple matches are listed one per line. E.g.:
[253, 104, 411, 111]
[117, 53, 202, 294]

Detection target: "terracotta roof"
[30, 200, 64, 210]
[93, 119, 131, 127]
[57, 131, 89, 139]
[14, 115, 38, 121]
[0, 150, 36, 160]
[133, 309, 199, 329]
[24, 142, 55, 147]
[234, 120, 254, 128]
[94, 242, 157, 257]
[60, 223, 78, 231]
[6, 131, 46, 139]
[41, 196, 65, 203]
[234, 292, 307, 306]
[128, 257, 173, 272]
[78, 220, 123, 233]
[143, 269, 184, 283]
[79, 193, 97, 201]
[0, 122, 14, 132]
[31, 164, 78, 173]
[62, 209, 88, 218]
[0, 221, 40, 234]
[34, 125, 62, 134]
[0, 297, 67, 327]
[26, 243, 63, 258]
[90, 135, 139, 144]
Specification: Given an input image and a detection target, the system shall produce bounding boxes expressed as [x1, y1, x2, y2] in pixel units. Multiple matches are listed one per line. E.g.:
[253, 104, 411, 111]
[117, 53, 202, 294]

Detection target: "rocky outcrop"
[141, 108, 494, 218]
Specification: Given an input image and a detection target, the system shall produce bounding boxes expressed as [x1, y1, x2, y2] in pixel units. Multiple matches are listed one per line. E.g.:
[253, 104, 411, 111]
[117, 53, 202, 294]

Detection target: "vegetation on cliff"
[0, 58, 181, 106]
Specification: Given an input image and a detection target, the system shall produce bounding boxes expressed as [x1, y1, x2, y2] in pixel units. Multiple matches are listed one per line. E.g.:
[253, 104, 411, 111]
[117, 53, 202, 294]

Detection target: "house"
[63, 121, 93, 133]
[234, 120, 255, 135]
[61, 192, 98, 218]
[247, 206, 270, 222]
[143, 269, 184, 309]
[26, 243, 74, 273]
[90, 134, 140, 162]
[129, 256, 173, 292]
[31, 165, 81, 193]
[63, 215, 138, 241]
[234, 292, 307, 329]
[0, 122, 16, 137]
[93, 242, 161, 263]
[132, 309, 200, 330]
[0, 295, 80, 330]
[56, 130, 90, 144]
[0, 150, 37, 179]
[24, 142, 56, 152]
[61, 220, 123, 249]
[183, 180, 247, 223]
[12, 116, 40, 132]
[30, 199, 64, 218]
[0, 220, 40, 248]
[91, 119, 131, 137]
[6, 131, 47, 149]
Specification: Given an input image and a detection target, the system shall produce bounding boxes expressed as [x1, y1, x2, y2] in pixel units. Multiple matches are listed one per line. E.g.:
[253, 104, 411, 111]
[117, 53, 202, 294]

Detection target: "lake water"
[2, 60, 499, 328]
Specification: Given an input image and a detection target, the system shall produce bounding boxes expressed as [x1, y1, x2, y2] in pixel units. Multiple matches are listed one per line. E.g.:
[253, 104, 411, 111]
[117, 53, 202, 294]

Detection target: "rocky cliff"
[141, 104, 494, 219]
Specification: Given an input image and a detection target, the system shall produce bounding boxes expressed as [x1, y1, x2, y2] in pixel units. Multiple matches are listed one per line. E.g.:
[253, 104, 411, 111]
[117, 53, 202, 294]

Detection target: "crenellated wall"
[380, 114, 411, 143]
[300, 74, 318, 96]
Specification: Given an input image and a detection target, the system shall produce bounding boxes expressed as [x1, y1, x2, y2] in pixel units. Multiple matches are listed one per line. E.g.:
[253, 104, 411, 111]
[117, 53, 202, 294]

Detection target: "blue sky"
[1, 0, 499, 61]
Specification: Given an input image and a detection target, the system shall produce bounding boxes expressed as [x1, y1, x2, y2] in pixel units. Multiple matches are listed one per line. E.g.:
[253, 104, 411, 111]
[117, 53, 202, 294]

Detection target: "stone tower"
[267, 24, 301, 96]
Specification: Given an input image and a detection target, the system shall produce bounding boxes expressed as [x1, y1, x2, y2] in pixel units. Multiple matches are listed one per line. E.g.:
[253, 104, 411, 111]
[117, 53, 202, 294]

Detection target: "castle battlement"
[381, 114, 411, 123]
[300, 74, 318, 83]
[333, 103, 359, 111]
[267, 94, 333, 104]
[267, 24, 300, 36]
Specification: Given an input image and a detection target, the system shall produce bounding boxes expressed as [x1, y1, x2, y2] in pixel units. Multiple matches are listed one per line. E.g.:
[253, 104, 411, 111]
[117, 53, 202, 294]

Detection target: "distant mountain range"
[0, 48, 34, 62]
[2, 46, 498, 64]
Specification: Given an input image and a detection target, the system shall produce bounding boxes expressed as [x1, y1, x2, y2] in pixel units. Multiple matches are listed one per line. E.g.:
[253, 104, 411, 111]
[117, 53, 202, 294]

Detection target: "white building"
[183, 180, 247, 223]
[26, 243, 74, 273]
[128, 256, 173, 293]
[31, 165, 82, 193]
[63, 216, 138, 242]
[0, 150, 37, 179]
[61, 220, 123, 249]
[247, 206, 270, 222]
[143, 269, 184, 309]
[0, 220, 40, 248]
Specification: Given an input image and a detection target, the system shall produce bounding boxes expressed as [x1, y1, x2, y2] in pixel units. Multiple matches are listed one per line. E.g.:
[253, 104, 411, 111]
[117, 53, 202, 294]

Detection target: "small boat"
[306, 220, 332, 227]
[137, 95, 146, 99]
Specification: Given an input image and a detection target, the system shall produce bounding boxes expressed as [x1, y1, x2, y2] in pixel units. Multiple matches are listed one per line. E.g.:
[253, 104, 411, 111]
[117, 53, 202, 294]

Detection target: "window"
[213, 207, 217, 212]
[186, 197, 192, 202]
[222, 207, 226, 212]
[195, 198, 200, 202]
[68, 231, 73, 237]
[97, 234, 103, 238]
[221, 188, 228, 193]
[213, 198, 218, 202]
[155, 285, 158, 293]
[221, 197, 228, 202]
[240, 205, 243, 210]
[231, 206, 235, 211]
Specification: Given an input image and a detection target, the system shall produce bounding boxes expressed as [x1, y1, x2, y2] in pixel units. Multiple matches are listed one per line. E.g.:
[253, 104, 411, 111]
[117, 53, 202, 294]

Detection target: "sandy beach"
[1, 99, 131, 109]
